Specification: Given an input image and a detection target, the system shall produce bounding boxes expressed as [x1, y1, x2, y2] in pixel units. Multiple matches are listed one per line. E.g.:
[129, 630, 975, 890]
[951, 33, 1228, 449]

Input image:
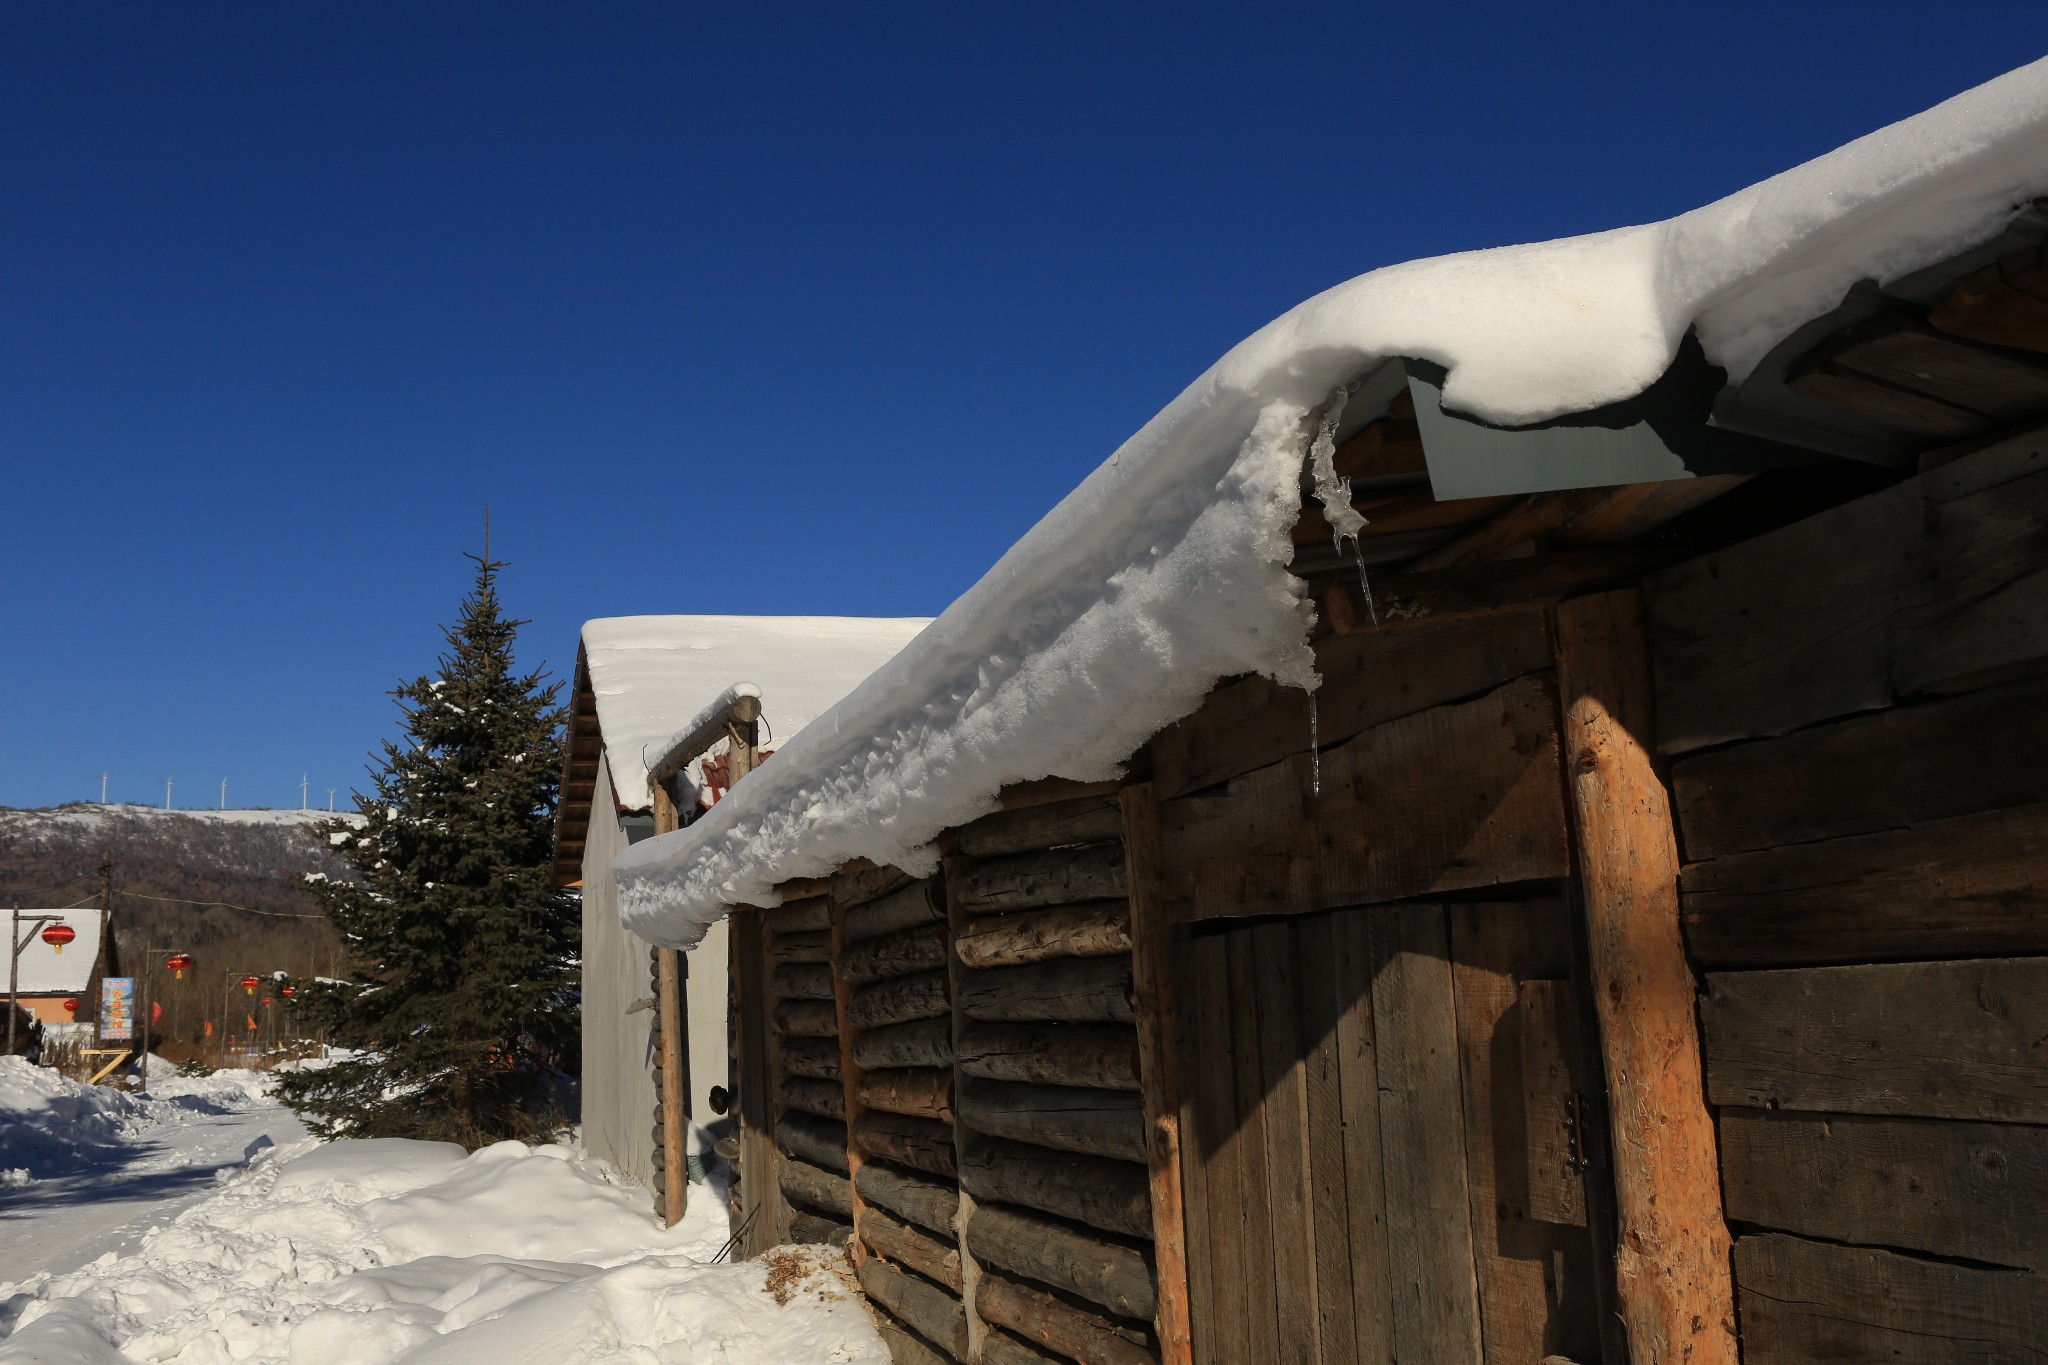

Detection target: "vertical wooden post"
[830, 890, 869, 1263]
[652, 783, 689, 1228]
[1555, 589, 1736, 1365]
[940, 856, 990, 1363]
[734, 904, 783, 1257]
[1120, 782, 1195, 1365]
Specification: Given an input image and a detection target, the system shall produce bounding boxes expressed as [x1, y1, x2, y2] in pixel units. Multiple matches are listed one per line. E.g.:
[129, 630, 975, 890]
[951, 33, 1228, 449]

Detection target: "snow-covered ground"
[0, 1059, 883, 1363]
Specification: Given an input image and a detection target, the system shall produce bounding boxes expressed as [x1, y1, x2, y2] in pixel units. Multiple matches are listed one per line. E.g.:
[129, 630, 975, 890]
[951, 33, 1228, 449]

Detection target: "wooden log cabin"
[610, 68, 2048, 1365]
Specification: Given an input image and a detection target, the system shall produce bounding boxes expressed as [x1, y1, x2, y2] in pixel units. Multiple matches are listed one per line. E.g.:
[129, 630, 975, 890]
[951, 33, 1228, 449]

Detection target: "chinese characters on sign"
[100, 977, 135, 1041]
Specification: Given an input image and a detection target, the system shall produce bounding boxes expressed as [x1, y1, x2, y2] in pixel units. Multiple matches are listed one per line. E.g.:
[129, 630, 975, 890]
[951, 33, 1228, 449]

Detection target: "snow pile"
[579, 616, 931, 810]
[0, 1057, 273, 1182]
[0, 1136, 882, 1365]
[614, 57, 2048, 944]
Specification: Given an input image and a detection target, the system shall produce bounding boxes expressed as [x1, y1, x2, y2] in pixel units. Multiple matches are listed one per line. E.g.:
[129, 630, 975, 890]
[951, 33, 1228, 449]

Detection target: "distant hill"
[0, 804, 361, 1044]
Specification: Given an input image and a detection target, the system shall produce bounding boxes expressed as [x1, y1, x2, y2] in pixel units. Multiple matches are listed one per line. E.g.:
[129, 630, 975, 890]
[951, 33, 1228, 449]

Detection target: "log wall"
[1645, 424, 2048, 1362]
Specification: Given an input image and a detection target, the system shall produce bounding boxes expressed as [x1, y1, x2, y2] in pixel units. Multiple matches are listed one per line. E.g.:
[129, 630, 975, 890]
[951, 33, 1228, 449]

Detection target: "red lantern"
[165, 952, 193, 979]
[62, 997, 80, 1014]
[240, 976, 260, 995]
[41, 923, 76, 954]
[280, 985, 296, 998]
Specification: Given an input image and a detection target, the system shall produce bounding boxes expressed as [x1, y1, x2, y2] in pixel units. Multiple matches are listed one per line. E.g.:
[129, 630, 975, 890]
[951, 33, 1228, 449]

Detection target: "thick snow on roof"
[9, 910, 101, 995]
[615, 58, 2048, 946]
[581, 616, 933, 810]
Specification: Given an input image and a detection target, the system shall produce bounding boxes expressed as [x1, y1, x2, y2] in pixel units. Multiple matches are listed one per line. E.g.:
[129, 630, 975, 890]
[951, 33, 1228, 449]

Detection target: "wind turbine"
[326, 788, 337, 812]
[300, 773, 309, 810]
[164, 775, 173, 810]
[100, 772, 108, 804]
[219, 777, 228, 811]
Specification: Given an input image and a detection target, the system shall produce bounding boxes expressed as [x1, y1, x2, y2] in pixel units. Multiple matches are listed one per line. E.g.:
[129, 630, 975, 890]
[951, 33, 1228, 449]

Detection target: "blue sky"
[1, 4, 2038, 810]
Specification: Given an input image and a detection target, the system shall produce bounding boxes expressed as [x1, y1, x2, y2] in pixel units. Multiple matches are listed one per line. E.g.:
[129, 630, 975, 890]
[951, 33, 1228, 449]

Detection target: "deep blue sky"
[2, 5, 2038, 809]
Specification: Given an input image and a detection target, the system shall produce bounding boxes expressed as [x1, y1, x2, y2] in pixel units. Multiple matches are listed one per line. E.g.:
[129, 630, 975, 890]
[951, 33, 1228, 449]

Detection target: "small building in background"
[7, 908, 112, 1030]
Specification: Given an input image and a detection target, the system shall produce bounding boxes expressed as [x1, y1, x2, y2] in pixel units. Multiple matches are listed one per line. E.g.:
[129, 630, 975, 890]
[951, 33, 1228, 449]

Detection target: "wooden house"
[610, 68, 2048, 1365]
[7, 908, 110, 1029]
[554, 615, 929, 1213]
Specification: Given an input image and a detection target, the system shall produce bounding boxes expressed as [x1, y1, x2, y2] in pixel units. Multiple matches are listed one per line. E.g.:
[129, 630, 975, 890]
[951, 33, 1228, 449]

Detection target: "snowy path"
[0, 1096, 306, 1284]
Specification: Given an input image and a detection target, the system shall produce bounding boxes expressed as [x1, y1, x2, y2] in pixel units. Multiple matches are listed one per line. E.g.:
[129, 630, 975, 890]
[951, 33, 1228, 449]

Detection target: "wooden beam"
[652, 783, 688, 1230]
[941, 855, 992, 1362]
[1318, 543, 1679, 630]
[1931, 243, 2048, 356]
[1120, 782, 1193, 1365]
[1554, 589, 1737, 1365]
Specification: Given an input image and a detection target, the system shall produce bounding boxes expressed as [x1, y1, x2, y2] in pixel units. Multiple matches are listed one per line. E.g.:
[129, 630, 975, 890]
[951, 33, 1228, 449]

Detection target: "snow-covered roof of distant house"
[614, 57, 2048, 947]
[581, 616, 933, 811]
[10, 911, 102, 995]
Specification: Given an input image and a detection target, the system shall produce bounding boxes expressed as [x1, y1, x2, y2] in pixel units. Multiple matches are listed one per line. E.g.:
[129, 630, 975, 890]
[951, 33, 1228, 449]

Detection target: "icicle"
[1307, 382, 1380, 626]
[1309, 692, 1321, 798]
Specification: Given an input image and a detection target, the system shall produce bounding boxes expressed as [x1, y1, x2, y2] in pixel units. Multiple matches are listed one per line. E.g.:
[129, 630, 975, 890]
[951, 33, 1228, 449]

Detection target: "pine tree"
[277, 550, 578, 1144]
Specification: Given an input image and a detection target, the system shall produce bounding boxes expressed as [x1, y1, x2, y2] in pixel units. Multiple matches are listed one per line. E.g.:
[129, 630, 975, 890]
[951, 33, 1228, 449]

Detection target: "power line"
[115, 888, 325, 919]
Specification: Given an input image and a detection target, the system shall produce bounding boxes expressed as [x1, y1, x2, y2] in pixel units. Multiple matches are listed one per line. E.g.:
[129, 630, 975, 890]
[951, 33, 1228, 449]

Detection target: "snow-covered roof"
[581, 616, 933, 810]
[9, 910, 102, 995]
[614, 58, 2048, 946]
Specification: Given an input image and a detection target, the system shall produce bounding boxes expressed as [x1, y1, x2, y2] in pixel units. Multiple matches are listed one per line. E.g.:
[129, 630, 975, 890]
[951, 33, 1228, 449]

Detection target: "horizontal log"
[774, 998, 840, 1038]
[860, 1068, 956, 1122]
[834, 862, 916, 911]
[848, 970, 952, 1030]
[957, 842, 1129, 914]
[958, 1139, 1150, 1240]
[781, 1077, 846, 1121]
[958, 1080, 1146, 1161]
[954, 902, 1131, 969]
[774, 1113, 848, 1174]
[959, 958, 1135, 1024]
[976, 1266, 1157, 1365]
[1681, 800, 2048, 966]
[857, 1160, 961, 1237]
[789, 1211, 851, 1248]
[970, 1202, 1157, 1321]
[771, 962, 835, 1001]
[779, 1037, 841, 1081]
[1732, 1231, 2048, 1363]
[873, 1316, 951, 1365]
[769, 929, 831, 964]
[854, 1111, 960, 1179]
[954, 795, 1125, 860]
[779, 1157, 852, 1218]
[843, 921, 950, 986]
[864, 1202, 963, 1291]
[1720, 1107, 2048, 1271]
[767, 895, 831, 934]
[858, 1256, 970, 1361]
[853, 1017, 955, 1071]
[981, 1327, 1067, 1365]
[958, 1023, 1139, 1091]
[1702, 958, 2048, 1122]
[846, 878, 946, 942]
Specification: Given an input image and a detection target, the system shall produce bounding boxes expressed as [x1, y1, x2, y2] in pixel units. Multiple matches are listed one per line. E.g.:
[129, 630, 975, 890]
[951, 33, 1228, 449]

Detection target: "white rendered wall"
[579, 751, 659, 1190]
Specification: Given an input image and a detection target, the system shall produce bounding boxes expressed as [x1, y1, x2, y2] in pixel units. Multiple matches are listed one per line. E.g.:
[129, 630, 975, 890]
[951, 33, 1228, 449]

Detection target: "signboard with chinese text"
[100, 977, 135, 1041]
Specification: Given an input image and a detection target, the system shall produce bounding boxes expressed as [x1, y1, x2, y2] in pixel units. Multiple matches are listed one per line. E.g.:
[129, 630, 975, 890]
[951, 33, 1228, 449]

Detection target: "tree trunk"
[854, 1110, 959, 1178]
[863, 1203, 964, 1291]
[955, 901, 1132, 969]
[857, 1160, 960, 1237]
[774, 1113, 848, 1174]
[976, 1266, 1158, 1365]
[959, 1137, 1152, 1240]
[853, 1016, 955, 1071]
[842, 921, 950, 986]
[969, 1202, 1157, 1321]
[957, 843, 1129, 913]
[846, 878, 946, 942]
[779, 1157, 852, 1217]
[958, 1022, 1139, 1090]
[773, 998, 839, 1038]
[780, 1037, 841, 1081]
[782, 1077, 845, 1121]
[859, 1256, 969, 1360]
[771, 962, 834, 1001]
[859, 1067, 956, 1122]
[849, 970, 951, 1030]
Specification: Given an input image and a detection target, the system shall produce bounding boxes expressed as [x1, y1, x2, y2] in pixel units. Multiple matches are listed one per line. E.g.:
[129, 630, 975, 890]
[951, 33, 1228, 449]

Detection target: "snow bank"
[0, 1134, 881, 1364]
[614, 58, 2048, 945]
[0, 1057, 275, 1183]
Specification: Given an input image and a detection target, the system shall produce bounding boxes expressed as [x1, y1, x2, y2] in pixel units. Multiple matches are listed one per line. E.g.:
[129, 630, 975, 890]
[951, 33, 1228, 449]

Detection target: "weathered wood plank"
[1557, 589, 1737, 1365]
[774, 998, 840, 1038]
[1702, 958, 2048, 1122]
[1370, 906, 1484, 1365]
[782, 1077, 847, 1121]
[1672, 676, 2048, 860]
[976, 1267, 1158, 1365]
[866, 1202, 965, 1292]
[959, 1137, 1153, 1241]
[828, 894, 869, 1279]
[859, 1068, 955, 1123]
[954, 794, 1126, 859]
[957, 1080, 1147, 1162]
[1931, 243, 2048, 356]
[732, 908, 782, 1257]
[854, 1112, 959, 1180]
[958, 957, 1135, 1024]
[849, 971, 952, 1030]
[780, 1037, 841, 1081]
[1681, 800, 2048, 966]
[1898, 457, 2048, 696]
[970, 1203, 1158, 1322]
[1156, 673, 1569, 925]
[1177, 931, 1242, 1365]
[1224, 928, 1280, 1365]
[957, 1022, 1139, 1091]
[853, 1017, 956, 1072]
[858, 1159, 962, 1238]
[771, 962, 836, 1001]
[1721, 1107, 2048, 1271]
[1293, 912, 1360, 1365]
[843, 922, 951, 986]
[775, 1113, 849, 1174]
[834, 862, 917, 911]
[957, 844, 1130, 914]
[1328, 909, 1395, 1365]
[769, 929, 832, 963]
[847, 878, 947, 943]
[1732, 1232, 2048, 1364]
[954, 901, 1131, 969]
[780, 1157, 853, 1217]
[1645, 477, 1923, 755]
[939, 855, 991, 1363]
[860, 1256, 970, 1362]
[1150, 605, 1551, 801]
[1249, 921, 1319, 1365]
[767, 895, 831, 933]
